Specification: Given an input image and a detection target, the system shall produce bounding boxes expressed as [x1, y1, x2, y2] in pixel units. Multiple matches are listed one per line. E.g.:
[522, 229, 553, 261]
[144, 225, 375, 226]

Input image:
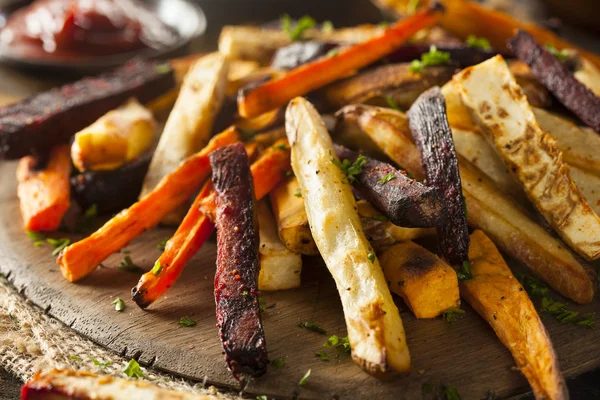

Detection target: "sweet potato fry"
[132, 139, 291, 308]
[380, 241, 459, 319]
[17, 145, 71, 232]
[337, 104, 595, 304]
[57, 127, 239, 283]
[461, 230, 568, 400]
[237, 6, 442, 118]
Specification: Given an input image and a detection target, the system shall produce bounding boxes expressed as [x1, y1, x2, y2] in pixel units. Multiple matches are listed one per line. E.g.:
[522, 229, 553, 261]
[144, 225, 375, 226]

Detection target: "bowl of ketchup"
[0, 0, 206, 72]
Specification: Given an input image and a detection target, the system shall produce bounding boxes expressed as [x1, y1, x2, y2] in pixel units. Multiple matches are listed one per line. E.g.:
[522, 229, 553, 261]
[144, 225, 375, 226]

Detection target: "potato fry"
[380, 241, 460, 319]
[461, 230, 568, 400]
[287, 97, 410, 375]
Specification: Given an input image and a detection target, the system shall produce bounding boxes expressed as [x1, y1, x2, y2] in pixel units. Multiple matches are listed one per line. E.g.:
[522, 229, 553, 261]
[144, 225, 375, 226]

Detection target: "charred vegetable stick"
[408, 87, 470, 266]
[338, 104, 595, 304]
[238, 6, 442, 118]
[320, 63, 455, 112]
[132, 139, 291, 308]
[17, 145, 71, 232]
[269, 177, 319, 255]
[287, 97, 410, 375]
[257, 200, 302, 291]
[211, 143, 269, 378]
[218, 24, 386, 64]
[71, 98, 157, 172]
[380, 241, 459, 319]
[333, 144, 444, 228]
[461, 230, 568, 400]
[0, 59, 174, 160]
[454, 55, 600, 261]
[508, 30, 600, 134]
[335, 105, 424, 180]
[22, 369, 222, 400]
[141, 53, 229, 211]
[57, 127, 239, 283]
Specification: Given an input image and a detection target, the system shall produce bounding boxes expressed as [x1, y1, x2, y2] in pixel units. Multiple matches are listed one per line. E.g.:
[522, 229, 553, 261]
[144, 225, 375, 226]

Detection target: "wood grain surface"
[1, 160, 600, 400]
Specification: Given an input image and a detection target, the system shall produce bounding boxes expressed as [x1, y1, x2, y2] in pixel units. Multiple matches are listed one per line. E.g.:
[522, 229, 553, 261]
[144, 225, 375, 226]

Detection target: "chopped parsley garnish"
[517, 274, 548, 296]
[298, 369, 311, 386]
[333, 155, 367, 184]
[274, 143, 289, 151]
[294, 188, 303, 198]
[444, 386, 462, 400]
[178, 316, 197, 327]
[242, 290, 249, 296]
[321, 20, 334, 33]
[46, 238, 71, 256]
[281, 14, 316, 41]
[157, 238, 169, 251]
[442, 308, 466, 324]
[541, 297, 580, 324]
[259, 296, 266, 313]
[316, 350, 329, 361]
[379, 173, 396, 184]
[466, 35, 491, 51]
[410, 45, 451, 73]
[123, 359, 144, 378]
[151, 260, 164, 276]
[385, 96, 401, 110]
[90, 356, 112, 369]
[422, 383, 435, 393]
[545, 44, 570, 61]
[154, 63, 172, 75]
[324, 335, 351, 353]
[117, 256, 144, 273]
[77, 204, 98, 232]
[326, 48, 340, 58]
[112, 298, 125, 312]
[271, 357, 286, 368]
[367, 252, 375, 263]
[297, 321, 327, 334]
[27, 230, 45, 241]
[456, 261, 472, 281]
[577, 313, 595, 328]
[69, 355, 82, 361]
[407, 0, 420, 14]
[257, 396, 268, 400]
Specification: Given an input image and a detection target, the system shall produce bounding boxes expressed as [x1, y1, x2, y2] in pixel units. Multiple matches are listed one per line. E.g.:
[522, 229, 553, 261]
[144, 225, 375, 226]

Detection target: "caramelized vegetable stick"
[57, 128, 239, 283]
[461, 230, 568, 400]
[237, 6, 442, 118]
[337, 104, 595, 304]
[454, 55, 600, 261]
[211, 143, 269, 378]
[269, 177, 319, 255]
[380, 241, 459, 319]
[17, 145, 71, 232]
[132, 139, 291, 308]
[287, 97, 410, 375]
[257, 200, 302, 291]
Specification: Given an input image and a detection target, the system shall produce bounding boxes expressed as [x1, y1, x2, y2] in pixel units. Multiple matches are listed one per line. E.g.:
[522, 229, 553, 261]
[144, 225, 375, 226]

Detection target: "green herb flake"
[154, 63, 172, 75]
[333, 155, 367, 184]
[378, 173, 396, 184]
[27, 230, 46, 241]
[577, 313, 595, 328]
[151, 260, 164, 276]
[157, 238, 169, 251]
[297, 321, 327, 334]
[385, 96, 400, 110]
[367, 252, 375, 263]
[69, 355, 82, 361]
[257, 396, 268, 400]
[90, 355, 112, 369]
[322, 20, 334, 33]
[466, 35, 491, 51]
[178, 316, 197, 327]
[123, 359, 144, 378]
[422, 383, 435, 393]
[545, 44, 570, 61]
[407, 0, 420, 14]
[242, 290, 249, 296]
[442, 308, 466, 324]
[410, 45, 451, 73]
[316, 350, 329, 361]
[294, 188, 302, 198]
[517, 274, 549, 297]
[444, 386, 462, 400]
[112, 298, 125, 312]
[117, 255, 144, 274]
[259, 296, 266, 313]
[326, 48, 340, 58]
[46, 238, 71, 256]
[271, 356, 286, 368]
[281, 14, 316, 41]
[324, 335, 351, 353]
[274, 143, 289, 151]
[298, 369, 311, 386]
[34, 240, 45, 247]
[456, 261, 472, 281]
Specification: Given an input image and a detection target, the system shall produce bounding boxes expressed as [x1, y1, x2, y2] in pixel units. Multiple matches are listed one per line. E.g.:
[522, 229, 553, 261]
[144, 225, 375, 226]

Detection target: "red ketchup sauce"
[0, 0, 178, 60]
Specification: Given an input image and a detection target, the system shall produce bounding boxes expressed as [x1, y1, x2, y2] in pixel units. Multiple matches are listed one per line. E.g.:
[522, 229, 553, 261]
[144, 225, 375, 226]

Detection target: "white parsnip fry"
[286, 97, 410, 375]
[454, 55, 600, 261]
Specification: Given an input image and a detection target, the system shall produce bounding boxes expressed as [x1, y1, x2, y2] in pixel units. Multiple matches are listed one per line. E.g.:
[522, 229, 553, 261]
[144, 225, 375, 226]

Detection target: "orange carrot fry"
[57, 127, 240, 283]
[237, 6, 442, 118]
[17, 145, 71, 232]
[132, 138, 291, 308]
